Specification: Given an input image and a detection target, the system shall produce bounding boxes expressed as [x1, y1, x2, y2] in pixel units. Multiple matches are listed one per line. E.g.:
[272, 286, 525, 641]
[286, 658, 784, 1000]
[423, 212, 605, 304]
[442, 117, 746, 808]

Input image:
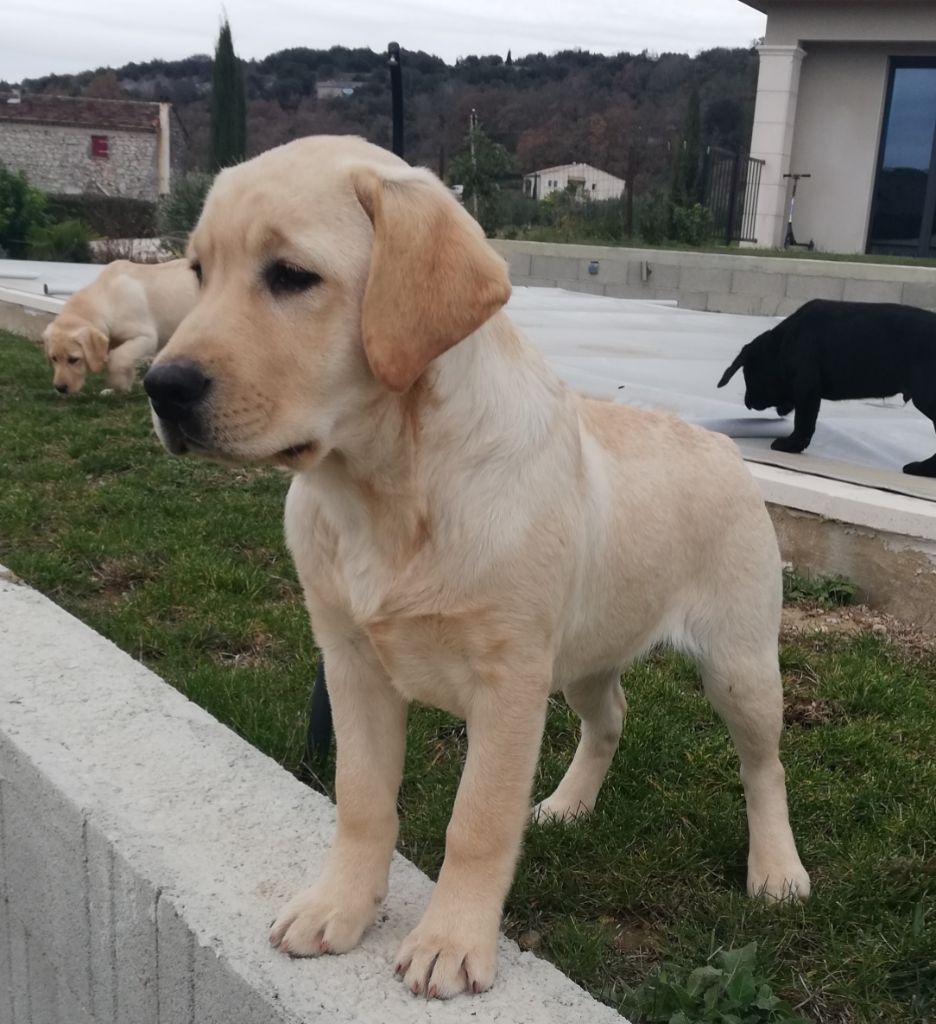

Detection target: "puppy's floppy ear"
[717, 347, 746, 388]
[352, 166, 511, 392]
[77, 326, 109, 373]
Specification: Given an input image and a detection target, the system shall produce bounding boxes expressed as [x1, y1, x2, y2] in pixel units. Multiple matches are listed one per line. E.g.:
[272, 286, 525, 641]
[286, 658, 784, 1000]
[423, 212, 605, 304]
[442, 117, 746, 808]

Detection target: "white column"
[748, 45, 806, 249]
[157, 103, 171, 196]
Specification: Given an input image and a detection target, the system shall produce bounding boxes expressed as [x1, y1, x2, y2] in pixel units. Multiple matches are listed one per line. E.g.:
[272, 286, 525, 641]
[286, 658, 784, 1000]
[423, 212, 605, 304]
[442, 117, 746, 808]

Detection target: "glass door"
[868, 61, 936, 256]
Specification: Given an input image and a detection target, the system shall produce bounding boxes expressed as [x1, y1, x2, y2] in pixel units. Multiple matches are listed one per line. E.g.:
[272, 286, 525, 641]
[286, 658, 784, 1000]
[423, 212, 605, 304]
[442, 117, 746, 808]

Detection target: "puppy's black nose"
[144, 361, 211, 420]
[55, 384, 68, 394]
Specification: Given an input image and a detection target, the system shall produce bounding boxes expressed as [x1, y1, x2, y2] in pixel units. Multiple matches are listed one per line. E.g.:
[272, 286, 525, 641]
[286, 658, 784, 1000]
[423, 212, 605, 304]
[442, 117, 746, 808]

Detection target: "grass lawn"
[1, 328, 933, 1023]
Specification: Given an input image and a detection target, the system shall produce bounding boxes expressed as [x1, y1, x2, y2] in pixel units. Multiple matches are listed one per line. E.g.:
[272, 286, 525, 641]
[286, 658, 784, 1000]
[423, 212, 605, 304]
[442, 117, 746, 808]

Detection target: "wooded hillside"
[13, 45, 759, 194]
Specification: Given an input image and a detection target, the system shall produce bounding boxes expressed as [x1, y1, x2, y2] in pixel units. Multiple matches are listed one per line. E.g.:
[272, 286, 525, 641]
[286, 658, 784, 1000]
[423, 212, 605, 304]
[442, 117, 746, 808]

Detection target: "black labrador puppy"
[717, 298, 936, 476]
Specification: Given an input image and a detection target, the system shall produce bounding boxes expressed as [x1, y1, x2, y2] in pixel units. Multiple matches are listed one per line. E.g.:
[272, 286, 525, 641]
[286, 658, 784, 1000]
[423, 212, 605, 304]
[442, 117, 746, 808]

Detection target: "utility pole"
[388, 42, 404, 158]
[469, 108, 479, 220]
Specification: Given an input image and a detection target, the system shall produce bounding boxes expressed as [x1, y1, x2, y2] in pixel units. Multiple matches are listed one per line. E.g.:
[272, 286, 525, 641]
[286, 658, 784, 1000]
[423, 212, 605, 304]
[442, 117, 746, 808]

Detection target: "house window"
[90, 134, 109, 158]
[868, 59, 936, 255]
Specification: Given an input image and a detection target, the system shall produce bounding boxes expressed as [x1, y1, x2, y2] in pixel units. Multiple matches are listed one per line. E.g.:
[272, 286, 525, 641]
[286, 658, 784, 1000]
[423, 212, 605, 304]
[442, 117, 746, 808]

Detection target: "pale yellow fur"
[42, 258, 198, 395]
[148, 135, 810, 1001]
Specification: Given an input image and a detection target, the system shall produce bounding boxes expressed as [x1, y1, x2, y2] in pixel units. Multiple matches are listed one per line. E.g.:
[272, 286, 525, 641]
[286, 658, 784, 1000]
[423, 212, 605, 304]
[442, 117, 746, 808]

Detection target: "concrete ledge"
[0, 566, 624, 1024]
[489, 239, 936, 316]
[0, 287, 60, 341]
[750, 465, 936, 627]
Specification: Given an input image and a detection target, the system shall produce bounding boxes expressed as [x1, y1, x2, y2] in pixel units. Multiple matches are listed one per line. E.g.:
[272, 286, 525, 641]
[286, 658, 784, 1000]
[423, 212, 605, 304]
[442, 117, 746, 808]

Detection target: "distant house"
[315, 80, 359, 99]
[523, 163, 625, 201]
[0, 95, 177, 201]
[741, 0, 936, 255]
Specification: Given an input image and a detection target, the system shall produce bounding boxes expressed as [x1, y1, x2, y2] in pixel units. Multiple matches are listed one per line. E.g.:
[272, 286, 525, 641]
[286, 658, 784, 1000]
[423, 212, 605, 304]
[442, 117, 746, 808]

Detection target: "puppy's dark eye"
[266, 261, 321, 296]
[190, 261, 202, 285]
[67, 355, 80, 365]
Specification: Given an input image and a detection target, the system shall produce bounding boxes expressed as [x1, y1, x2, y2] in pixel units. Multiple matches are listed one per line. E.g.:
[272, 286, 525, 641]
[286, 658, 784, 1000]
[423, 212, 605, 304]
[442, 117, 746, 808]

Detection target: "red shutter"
[90, 135, 109, 158]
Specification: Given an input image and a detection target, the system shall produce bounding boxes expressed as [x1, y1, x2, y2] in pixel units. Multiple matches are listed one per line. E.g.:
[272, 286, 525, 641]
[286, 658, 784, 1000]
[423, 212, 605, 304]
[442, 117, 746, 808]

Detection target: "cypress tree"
[683, 88, 702, 203]
[210, 18, 247, 171]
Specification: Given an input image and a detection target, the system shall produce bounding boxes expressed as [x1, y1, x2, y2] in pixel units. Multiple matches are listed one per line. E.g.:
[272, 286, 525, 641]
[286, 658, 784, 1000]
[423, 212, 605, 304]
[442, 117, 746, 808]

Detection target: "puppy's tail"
[717, 351, 745, 388]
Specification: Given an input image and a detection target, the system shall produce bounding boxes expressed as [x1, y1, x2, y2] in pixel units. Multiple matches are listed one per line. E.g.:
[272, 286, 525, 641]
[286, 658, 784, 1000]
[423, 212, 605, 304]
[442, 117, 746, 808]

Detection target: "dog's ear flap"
[78, 326, 109, 373]
[717, 348, 746, 388]
[351, 166, 511, 392]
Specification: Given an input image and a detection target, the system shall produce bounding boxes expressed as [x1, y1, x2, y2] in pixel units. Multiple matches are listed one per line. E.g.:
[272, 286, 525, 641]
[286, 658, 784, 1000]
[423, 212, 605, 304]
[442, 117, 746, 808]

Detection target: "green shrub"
[635, 189, 670, 245]
[27, 219, 94, 262]
[156, 172, 214, 247]
[619, 943, 810, 1024]
[782, 568, 857, 607]
[0, 163, 48, 258]
[46, 195, 157, 239]
[671, 203, 712, 246]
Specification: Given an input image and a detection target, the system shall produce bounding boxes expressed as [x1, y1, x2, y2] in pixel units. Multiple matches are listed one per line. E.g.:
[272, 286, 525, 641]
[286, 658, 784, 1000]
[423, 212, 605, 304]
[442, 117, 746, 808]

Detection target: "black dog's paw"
[771, 436, 808, 454]
[903, 459, 936, 477]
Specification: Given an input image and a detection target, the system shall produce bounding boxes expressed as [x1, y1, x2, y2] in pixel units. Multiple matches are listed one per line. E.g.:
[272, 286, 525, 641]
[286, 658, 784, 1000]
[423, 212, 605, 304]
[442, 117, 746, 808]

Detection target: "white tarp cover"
[3, 260, 933, 495]
[507, 288, 936, 494]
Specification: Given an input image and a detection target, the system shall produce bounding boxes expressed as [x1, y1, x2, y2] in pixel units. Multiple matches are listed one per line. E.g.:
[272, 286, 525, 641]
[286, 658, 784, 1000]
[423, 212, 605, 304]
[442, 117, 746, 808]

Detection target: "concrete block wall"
[489, 239, 936, 317]
[0, 566, 624, 1024]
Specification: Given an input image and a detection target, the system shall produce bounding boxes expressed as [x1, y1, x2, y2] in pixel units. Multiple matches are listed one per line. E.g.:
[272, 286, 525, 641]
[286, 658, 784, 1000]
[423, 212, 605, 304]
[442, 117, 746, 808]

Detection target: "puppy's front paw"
[771, 436, 808, 454]
[747, 859, 811, 902]
[99, 388, 115, 396]
[396, 913, 497, 999]
[269, 883, 380, 957]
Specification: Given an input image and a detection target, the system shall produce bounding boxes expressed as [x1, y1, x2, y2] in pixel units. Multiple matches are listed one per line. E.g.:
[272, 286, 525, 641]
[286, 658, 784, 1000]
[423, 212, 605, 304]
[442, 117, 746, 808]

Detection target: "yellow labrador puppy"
[42, 258, 198, 395]
[144, 136, 810, 999]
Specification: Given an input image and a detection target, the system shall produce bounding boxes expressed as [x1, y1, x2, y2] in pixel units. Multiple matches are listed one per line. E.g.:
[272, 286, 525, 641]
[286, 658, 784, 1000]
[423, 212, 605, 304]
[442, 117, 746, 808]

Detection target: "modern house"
[523, 162, 626, 201]
[742, 0, 936, 256]
[0, 95, 176, 201]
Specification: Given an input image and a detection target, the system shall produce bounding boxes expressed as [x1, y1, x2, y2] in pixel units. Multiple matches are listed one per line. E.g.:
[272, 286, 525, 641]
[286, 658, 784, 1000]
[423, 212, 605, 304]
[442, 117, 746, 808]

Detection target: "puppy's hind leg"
[533, 669, 627, 822]
[699, 636, 810, 901]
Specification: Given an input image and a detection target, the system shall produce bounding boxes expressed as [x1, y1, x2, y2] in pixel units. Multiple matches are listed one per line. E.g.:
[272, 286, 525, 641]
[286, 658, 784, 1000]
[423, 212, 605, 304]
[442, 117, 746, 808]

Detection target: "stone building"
[0, 95, 177, 201]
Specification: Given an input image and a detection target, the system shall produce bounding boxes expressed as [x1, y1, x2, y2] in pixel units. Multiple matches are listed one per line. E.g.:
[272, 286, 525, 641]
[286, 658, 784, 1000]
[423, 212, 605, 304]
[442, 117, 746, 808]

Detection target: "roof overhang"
[741, 0, 930, 10]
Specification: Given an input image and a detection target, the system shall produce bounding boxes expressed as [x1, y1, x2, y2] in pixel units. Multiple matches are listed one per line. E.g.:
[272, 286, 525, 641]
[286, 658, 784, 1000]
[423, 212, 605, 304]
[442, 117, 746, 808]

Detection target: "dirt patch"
[89, 557, 156, 597]
[781, 602, 936, 655]
[206, 630, 282, 668]
[609, 916, 660, 955]
[783, 697, 847, 729]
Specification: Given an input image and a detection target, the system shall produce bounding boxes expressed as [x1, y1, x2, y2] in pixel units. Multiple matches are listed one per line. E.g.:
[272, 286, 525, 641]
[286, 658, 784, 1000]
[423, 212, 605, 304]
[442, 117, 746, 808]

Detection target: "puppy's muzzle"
[144, 360, 211, 422]
[144, 360, 213, 454]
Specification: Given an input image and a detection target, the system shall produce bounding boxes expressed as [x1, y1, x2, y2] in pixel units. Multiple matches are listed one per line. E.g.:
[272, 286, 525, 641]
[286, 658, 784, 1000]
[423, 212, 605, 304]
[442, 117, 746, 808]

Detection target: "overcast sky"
[2, 0, 765, 83]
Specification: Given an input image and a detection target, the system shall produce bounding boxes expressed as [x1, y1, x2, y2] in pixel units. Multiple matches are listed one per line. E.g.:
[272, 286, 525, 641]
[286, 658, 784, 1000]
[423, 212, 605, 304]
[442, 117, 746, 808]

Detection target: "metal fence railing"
[702, 146, 764, 246]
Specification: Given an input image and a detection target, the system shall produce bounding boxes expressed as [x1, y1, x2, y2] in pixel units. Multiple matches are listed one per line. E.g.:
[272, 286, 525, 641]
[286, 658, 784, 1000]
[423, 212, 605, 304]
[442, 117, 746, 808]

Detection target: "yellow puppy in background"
[144, 136, 810, 1000]
[42, 258, 198, 395]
